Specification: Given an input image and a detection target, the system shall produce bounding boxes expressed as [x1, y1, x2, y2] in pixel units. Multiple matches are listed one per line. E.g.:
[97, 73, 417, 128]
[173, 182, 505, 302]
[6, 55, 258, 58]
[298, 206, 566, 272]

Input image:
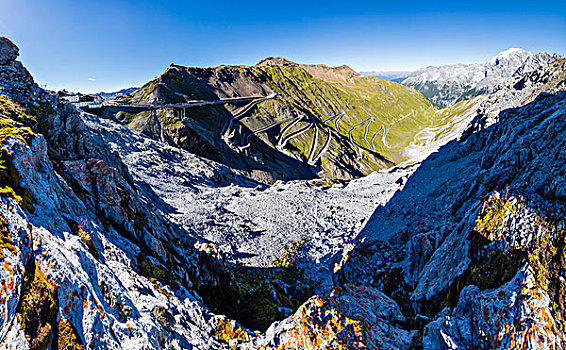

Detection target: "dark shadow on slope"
[102, 101, 317, 184]
[198, 259, 317, 332]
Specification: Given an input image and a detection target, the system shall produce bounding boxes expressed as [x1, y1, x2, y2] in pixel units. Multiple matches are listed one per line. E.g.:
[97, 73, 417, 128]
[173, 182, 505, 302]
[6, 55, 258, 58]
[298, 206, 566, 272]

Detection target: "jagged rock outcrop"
[255, 284, 413, 349]
[332, 59, 566, 348]
[424, 266, 556, 349]
[0, 37, 235, 349]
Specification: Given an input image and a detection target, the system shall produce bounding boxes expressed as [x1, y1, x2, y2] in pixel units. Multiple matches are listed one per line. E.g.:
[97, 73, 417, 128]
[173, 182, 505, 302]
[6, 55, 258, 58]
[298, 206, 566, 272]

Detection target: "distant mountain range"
[391, 48, 560, 107]
[360, 71, 409, 80]
[96, 87, 138, 100]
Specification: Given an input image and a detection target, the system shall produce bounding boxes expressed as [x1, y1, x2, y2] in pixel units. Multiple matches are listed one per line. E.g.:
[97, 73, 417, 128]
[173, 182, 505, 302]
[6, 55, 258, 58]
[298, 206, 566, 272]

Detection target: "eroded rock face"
[256, 285, 413, 350]
[151, 306, 176, 332]
[0, 37, 233, 349]
[0, 200, 33, 344]
[424, 266, 557, 349]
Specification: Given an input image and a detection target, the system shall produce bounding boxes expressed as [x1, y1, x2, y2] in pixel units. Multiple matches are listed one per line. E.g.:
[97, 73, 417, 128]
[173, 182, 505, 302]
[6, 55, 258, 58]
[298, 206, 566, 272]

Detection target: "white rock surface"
[424, 266, 557, 349]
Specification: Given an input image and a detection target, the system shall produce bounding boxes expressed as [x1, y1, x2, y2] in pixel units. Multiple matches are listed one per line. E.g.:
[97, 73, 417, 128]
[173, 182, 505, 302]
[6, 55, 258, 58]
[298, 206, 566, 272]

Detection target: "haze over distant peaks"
[360, 71, 410, 81]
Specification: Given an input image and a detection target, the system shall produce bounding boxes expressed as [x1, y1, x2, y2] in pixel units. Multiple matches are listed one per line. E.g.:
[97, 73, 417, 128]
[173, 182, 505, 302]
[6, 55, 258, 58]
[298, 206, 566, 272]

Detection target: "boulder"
[151, 306, 176, 332]
[0, 37, 19, 64]
[259, 284, 413, 350]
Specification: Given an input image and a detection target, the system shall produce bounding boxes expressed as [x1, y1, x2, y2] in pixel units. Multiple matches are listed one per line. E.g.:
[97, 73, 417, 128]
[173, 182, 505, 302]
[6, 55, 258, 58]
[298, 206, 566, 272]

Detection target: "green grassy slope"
[113, 61, 477, 180]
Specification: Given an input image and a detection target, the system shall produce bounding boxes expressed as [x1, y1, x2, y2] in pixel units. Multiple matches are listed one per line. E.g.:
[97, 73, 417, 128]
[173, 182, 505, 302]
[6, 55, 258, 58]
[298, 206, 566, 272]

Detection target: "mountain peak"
[488, 48, 531, 64]
[256, 57, 298, 66]
[498, 47, 529, 55]
[299, 63, 361, 82]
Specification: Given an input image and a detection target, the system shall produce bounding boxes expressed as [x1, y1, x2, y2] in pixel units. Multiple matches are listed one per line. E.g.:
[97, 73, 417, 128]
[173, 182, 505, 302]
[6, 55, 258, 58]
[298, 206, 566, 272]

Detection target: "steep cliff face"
[325, 59, 566, 348]
[108, 59, 439, 183]
[0, 37, 237, 350]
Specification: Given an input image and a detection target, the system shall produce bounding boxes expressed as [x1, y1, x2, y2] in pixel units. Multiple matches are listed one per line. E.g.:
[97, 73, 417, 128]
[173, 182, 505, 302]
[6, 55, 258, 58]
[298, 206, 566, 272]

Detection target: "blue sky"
[0, 0, 564, 92]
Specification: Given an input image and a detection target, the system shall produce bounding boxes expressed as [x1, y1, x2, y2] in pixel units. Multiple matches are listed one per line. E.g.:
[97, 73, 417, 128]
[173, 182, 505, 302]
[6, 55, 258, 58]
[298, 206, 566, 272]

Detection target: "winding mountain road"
[310, 125, 332, 165]
[276, 115, 306, 148]
[370, 125, 385, 152]
[307, 122, 320, 165]
[277, 119, 314, 149]
[221, 94, 277, 140]
[237, 117, 295, 151]
[363, 118, 375, 148]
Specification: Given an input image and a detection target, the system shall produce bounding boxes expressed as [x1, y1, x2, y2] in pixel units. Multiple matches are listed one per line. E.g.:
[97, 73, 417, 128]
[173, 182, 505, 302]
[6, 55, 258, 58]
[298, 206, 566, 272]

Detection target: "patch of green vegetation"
[77, 226, 97, 259]
[125, 111, 152, 131]
[0, 119, 35, 146]
[474, 195, 518, 240]
[16, 259, 59, 350]
[306, 178, 347, 189]
[55, 318, 84, 350]
[115, 111, 136, 125]
[138, 257, 170, 283]
[199, 240, 316, 331]
[0, 214, 16, 259]
[0, 96, 36, 146]
[269, 238, 304, 269]
[137, 254, 179, 297]
[158, 109, 185, 130]
[0, 95, 38, 129]
[214, 319, 250, 349]
[0, 96, 36, 212]
[0, 147, 34, 212]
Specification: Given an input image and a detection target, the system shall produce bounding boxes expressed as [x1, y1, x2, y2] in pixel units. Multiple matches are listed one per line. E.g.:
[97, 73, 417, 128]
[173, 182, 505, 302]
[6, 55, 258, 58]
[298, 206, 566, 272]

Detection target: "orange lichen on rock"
[57, 318, 85, 350]
[15, 260, 59, 350]
[265, 284, 411, 350]
[214, 318, 250, 349]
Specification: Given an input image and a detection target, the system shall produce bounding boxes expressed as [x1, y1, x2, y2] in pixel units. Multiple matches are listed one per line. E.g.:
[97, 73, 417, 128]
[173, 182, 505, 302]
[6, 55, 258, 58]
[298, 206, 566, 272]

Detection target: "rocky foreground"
[0, 36, 565, 349]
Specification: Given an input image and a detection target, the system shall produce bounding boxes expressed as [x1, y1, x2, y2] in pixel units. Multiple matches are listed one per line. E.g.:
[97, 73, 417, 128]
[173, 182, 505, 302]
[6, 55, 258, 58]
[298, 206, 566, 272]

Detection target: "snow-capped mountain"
[395, 48, 560, 107]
